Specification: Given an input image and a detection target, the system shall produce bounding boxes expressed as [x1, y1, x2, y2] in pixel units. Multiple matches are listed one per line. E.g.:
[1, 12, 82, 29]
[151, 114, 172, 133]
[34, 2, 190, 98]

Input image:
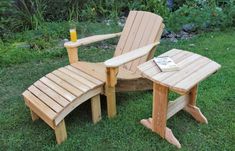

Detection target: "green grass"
[0, 25, 235, 150]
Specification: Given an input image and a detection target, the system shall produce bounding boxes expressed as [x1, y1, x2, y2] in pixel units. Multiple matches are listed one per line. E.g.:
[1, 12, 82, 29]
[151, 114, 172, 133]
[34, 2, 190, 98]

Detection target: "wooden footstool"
[138, 49, 221, 148]
[22, 65, 105, 144]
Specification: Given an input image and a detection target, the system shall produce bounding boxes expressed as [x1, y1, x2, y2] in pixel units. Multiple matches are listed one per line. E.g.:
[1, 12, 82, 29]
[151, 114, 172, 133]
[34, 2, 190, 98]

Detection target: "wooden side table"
[138, 49, 221, 148]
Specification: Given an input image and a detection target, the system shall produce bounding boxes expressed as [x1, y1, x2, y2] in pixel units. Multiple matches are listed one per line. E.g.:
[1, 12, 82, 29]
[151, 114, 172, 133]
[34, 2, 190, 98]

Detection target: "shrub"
[166, 0, 235, 32]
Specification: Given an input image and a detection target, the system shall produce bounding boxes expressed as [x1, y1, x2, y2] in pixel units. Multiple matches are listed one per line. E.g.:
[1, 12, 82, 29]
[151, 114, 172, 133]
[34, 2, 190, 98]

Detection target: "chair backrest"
[114, 11, 164, 73]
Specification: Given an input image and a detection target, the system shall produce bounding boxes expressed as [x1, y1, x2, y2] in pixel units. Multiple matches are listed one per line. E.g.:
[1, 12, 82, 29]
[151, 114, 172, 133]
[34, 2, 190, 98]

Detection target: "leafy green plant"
[80, 4, 98, 21]
[167, 0, 234, 31]
[221, 0, 235, 26]
[127, 0, 170, 17]
[11, 0, 46, 30]
[0, 0, 14, 37]
[143, 0, 170, 18]
[67, 2, 80, 22]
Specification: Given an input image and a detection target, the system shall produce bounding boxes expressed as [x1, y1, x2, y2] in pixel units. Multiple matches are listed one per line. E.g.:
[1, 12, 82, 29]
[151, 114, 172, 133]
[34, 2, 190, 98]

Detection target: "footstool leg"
[91, 94, 102, 124]
[55, 120, 67, 144]
[184, 85, 208, 124]
[30, 109, 39, 121]
[140, 83, 181, 148]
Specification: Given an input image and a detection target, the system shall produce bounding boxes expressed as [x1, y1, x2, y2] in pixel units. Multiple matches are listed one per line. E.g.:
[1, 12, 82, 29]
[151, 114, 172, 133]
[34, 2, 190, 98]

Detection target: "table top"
[138, 49, 221, 94]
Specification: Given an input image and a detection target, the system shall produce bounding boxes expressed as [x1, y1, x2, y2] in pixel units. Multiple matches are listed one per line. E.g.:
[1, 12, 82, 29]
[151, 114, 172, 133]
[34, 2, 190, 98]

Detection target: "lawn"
[0, 25, 234, 150]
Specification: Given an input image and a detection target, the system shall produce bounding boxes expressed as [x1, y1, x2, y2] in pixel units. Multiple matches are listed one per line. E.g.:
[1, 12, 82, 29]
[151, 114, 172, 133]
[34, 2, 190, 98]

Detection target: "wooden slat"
[117, 67, 141, 80]
[138, 49, 182, 73]
[159, 49, 182, 57]
[52, 70, 90, 92]
[139, 49, 221, 93]
[152, 23, 164, 47]
[124, 12, 152, 69]
[183, 85, 208, 124]
[91, 94, 102, 124]
[34, 81, 70, 107]
[30, 109, 39, 121]
[105, 67, 117, 118]
[167, 95, 189, 119]
[55, 120, 67, 144]
[141, 50, 187, 74]
[132, 18, 159, 72]
[46, 73, 83, 98]
[72, 62, 106, 82]
[152, 83, 168, 137]
[23, 90, 56, 128]
[139, 50, 190, 78]
[120, 11, 144, 57]
[65, 65, 103, 85]
[58, 68, 97, 88]
[64, 32, 121, 48]
[67, 47, 78, 64]
[104, 42, 159, 68]
[130, 14, 163, 72]
[175, 61, 221, 91]
[189, 85, 198, 106]
[54, 87, 103, 125]
[130, 13, 161, 72]
[138, 14, 160, 48]
[114, 11, 137, 56]
[152, 53, 201, 82]
[116, 77, 152, 92]
[162, 57, 211, 85]
[138, 60, 156, 72]
[40, 76, 76, 101]
[28, 85, 63, 113]
[142, 65, 161, 79]
[148, 16, 163, 43]
[134, 19, 163, 72]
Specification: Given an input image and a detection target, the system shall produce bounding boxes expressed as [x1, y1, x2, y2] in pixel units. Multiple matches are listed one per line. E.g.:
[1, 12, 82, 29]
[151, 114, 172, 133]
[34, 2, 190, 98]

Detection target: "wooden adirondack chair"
[64, 10, 164, 117]
[22, 10, 164, 144]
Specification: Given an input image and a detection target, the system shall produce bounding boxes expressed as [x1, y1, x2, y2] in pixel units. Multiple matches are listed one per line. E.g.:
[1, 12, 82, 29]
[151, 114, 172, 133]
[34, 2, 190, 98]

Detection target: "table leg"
[184, 84, 208, 124]
[151, 83, 168, 137]
[140, 83, 181, 148]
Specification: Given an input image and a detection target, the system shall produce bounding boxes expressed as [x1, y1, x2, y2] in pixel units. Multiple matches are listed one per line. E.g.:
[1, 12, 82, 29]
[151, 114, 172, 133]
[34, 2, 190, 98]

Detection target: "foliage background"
[0, 0, 234, 38]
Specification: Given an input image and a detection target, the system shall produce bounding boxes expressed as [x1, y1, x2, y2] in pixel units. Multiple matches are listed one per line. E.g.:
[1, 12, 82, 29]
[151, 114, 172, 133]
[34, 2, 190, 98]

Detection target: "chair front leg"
[105, 67, 118, 118]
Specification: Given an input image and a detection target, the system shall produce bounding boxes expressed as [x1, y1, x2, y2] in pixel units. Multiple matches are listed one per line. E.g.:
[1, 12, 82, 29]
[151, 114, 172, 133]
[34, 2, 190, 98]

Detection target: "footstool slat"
[23, 90, 56, 128]
[28, 85, 63, 113]
[33, 81, 70, 107]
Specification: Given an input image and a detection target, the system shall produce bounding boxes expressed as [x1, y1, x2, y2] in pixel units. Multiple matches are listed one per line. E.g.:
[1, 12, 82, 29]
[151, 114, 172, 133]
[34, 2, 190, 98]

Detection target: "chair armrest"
[64, 32, 122, 48]
[104, 42, 160, 68]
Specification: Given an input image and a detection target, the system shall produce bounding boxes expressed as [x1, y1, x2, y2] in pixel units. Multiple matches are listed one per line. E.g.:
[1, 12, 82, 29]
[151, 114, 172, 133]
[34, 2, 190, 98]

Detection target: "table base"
[141, 83, 208, 148]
